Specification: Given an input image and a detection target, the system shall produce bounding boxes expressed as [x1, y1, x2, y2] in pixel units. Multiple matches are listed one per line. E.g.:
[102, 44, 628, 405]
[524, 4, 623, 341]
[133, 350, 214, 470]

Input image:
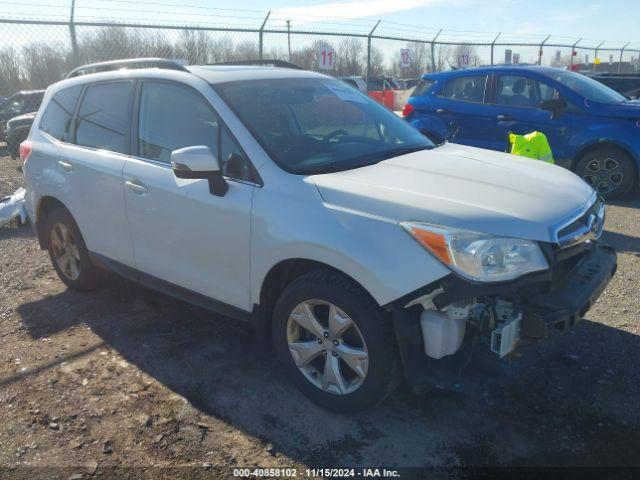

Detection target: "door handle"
[125, 180, 148, 194]
[497, 114, 513, 121]
[57, 160, 73, 172]
[436, 108, 449, 114]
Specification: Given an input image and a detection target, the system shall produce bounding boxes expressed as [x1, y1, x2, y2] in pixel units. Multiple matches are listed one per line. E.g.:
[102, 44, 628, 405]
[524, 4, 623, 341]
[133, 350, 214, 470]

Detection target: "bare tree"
[22, 44, 71, 87]
[335, 38, 364, 76]
[0, 47, 22, 96]
[448, 44, 482, 68]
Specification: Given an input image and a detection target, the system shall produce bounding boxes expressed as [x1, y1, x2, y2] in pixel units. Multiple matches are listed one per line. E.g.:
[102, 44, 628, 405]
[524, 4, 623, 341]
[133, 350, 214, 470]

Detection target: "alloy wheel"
[50, 222, 81, 281]
[582, 157, 624, 195]
[286, 299, 369, 395]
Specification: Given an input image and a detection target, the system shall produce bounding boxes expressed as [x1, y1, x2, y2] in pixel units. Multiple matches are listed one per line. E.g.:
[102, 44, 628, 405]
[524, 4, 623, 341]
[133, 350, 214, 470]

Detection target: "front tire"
[575, 146, 636, 199]
[272, 270, 401, 412]
[45, 207, 103, 291]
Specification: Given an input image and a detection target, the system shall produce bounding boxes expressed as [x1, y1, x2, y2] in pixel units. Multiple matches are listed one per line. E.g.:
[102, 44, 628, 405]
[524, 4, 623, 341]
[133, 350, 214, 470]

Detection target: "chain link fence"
[1, 8, 640, 97]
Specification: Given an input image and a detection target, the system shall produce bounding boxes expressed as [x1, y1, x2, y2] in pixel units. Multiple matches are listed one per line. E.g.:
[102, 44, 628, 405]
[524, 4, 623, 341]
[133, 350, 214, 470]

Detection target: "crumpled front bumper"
[520, 244, 616, 339]
[393, 242, 617, 387]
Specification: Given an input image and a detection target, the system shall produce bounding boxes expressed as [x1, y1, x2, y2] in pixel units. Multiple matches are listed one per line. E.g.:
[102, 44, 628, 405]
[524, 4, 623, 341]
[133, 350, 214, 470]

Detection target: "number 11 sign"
[319, 47, 335, 70]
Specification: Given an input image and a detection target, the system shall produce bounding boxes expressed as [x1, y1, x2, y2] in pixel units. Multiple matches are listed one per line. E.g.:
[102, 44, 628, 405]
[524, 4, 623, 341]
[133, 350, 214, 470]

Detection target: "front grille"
[555, 198, 605, 248]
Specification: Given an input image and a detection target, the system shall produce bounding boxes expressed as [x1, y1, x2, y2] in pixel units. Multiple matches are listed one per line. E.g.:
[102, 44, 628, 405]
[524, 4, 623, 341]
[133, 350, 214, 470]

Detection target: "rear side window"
[75, 81, 133, 154]
[410, 79, 435, 97]
[39, 86, 82, 142]
[439, 75, 488, 103]
[137, 81, 219, 164]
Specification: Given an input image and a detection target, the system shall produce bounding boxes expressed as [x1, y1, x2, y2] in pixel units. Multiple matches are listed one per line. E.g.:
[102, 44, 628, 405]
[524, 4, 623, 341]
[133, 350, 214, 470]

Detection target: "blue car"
[403, 66, 640, 198]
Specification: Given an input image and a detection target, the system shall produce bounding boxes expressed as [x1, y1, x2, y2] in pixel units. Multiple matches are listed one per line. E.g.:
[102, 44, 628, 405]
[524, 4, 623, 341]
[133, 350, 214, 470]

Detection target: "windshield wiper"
[301, 145, 433, 175]
[377, 145, 433, 160]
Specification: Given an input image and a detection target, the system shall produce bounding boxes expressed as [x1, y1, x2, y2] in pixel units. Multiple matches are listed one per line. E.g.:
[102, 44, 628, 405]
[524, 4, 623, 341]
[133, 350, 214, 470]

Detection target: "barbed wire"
[0, 0, 638, 48]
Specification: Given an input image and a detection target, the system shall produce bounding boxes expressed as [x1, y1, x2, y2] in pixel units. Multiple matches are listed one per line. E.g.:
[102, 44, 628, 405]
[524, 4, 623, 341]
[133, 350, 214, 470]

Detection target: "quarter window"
[39, 86, 82, 142]
[440, 75, 487, 103]
[137, 82, 219, 164]
[75, 82, 132, 154]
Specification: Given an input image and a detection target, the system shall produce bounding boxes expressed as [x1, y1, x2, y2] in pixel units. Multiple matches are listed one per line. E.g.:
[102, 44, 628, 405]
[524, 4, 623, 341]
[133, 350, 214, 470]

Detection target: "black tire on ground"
[575, 146, 636, 199]
[45, 206, 103, 291]
[272, 269, 401, 412]
[7, 126, 29, 160]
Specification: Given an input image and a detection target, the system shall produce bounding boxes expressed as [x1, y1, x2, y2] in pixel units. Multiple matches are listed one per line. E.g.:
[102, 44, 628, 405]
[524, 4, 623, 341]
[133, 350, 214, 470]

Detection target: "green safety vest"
[508, 131, 554, 164]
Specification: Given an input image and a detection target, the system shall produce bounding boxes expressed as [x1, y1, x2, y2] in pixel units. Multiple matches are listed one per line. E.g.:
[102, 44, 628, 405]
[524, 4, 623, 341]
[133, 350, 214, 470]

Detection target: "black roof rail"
[67, 58, 188, 78]
[208, 59, 303, 70]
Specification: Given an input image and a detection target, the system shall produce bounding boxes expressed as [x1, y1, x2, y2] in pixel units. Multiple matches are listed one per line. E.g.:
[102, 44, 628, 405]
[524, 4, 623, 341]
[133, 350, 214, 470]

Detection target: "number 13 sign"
[319, 47, 335, 70]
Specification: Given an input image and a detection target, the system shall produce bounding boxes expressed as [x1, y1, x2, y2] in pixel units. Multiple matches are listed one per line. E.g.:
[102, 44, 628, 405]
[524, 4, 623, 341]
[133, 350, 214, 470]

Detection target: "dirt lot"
[1, 152, 639, 479]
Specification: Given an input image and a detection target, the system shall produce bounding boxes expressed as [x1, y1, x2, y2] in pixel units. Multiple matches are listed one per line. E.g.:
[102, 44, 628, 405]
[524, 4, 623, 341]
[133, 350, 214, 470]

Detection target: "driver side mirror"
[171, 146, 228, 197]
[540, 97, 567, 120]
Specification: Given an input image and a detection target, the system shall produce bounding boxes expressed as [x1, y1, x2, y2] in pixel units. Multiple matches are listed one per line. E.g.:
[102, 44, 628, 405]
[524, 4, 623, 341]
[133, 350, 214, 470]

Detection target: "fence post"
[366, 20, 380, 81]
[570, 38, 581, 67]
[69, 0, 79, 67]
[286, 20, 291, 62]
[537, 34, 550, 66]
[618, 42, 630, 73]
[593, 41, 604, 73]
[430, 29, 442, 72]
[490, 32, 500, 65]
[258, 11, 270, 61]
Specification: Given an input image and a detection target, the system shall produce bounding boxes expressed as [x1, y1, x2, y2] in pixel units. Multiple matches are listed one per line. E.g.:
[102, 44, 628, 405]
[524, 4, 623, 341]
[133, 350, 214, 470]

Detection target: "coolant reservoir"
[420, 310, 467, 359]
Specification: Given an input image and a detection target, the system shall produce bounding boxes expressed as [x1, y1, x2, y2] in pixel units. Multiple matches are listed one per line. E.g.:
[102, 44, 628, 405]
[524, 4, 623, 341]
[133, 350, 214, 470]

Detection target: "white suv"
[22, 61, 616, 411]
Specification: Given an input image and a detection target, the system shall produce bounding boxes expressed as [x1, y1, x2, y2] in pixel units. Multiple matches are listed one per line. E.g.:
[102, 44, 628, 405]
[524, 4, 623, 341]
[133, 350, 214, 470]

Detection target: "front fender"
[571, 122, 640, 170]
[250, 182, 451, 308]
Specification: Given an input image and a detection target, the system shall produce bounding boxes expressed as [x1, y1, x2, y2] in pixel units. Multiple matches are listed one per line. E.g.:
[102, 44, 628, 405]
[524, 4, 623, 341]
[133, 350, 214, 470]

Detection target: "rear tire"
[45, 207, 103, 291]
[575, 146, 636, 199]
[272, 269, 401, 412]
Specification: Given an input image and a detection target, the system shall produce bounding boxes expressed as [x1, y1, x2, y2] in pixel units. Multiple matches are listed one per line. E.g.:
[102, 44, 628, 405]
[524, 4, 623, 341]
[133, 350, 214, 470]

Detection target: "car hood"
[7, 111, 37, 123]
[588, 99, 640, 119]
[311, 143, 595, 242]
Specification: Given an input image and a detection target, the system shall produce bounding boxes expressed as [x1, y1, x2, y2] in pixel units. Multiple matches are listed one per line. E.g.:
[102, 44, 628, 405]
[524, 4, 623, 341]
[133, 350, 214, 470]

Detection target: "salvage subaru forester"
[22, 61, 616, 412]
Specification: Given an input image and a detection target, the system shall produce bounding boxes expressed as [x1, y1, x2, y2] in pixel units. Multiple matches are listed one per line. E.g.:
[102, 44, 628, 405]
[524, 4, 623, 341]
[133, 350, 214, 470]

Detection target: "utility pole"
[69, 0, 79, 68]
[366, 20, 380, 82]
[430, 28, 442, 72]
[286, 20, 291, 62]
[258, 11, 270, 61]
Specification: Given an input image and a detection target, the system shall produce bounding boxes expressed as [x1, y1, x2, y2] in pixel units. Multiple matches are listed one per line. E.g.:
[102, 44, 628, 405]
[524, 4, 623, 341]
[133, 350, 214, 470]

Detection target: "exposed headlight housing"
[401, 222, 549, 282]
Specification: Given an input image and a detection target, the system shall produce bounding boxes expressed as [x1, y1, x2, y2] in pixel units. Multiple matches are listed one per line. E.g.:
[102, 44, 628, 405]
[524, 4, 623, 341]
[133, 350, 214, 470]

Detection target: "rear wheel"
[575, 146, 636, 199]
[272, 270, 401, 412]
[45, 207, 103, 291]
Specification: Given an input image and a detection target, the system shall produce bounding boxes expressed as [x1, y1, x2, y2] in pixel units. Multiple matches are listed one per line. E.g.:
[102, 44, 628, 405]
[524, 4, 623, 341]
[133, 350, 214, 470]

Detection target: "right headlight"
[401, 222, 549, 282]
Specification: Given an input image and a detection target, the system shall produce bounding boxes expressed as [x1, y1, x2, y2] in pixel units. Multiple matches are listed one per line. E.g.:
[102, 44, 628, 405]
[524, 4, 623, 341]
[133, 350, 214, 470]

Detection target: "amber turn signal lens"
[407, 227, 452, 264]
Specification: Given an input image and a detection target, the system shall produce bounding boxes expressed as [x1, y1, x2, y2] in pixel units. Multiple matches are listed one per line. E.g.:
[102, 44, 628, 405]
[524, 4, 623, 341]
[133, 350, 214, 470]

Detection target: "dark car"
[6, 111, 36, 159]
[0, 90, 44, 142]
[588, 74, 640, 100]
[404, 66, 640, 198]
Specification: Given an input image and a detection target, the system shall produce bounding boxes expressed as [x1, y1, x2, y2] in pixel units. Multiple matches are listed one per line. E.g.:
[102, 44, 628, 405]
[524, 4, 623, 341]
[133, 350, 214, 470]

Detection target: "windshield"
[215, 78, 434, 174]
[548, 70, 626, 104]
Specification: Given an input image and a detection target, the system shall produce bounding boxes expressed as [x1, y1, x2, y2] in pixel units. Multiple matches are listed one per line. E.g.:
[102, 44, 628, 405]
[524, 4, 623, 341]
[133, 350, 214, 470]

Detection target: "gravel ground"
[0, 152, 639, 479]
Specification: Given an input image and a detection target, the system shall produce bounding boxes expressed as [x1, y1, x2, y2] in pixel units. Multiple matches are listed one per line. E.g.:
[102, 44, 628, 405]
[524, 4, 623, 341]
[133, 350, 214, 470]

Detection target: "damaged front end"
[392, 240, 617, 389]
